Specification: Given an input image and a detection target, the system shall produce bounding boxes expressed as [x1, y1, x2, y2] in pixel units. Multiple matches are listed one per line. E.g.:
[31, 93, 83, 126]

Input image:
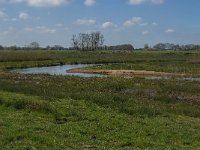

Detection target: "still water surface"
[12, 64, 103, 77]
[12, 64, 200, 81]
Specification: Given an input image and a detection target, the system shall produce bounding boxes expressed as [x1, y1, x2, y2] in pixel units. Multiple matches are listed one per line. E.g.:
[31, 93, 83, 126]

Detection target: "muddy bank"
[67, 68, 200, 78]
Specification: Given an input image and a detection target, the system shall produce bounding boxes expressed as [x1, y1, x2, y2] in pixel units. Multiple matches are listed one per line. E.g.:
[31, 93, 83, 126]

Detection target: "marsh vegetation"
[0, 50, 200, 149]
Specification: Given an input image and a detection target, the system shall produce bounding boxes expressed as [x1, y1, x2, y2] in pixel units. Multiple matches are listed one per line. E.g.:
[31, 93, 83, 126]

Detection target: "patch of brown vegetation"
[67, 68, 200, 78]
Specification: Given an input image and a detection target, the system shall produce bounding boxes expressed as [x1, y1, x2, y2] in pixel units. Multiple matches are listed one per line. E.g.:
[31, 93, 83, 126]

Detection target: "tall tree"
[71, 32, 104, 50]
[71, 34, 78, 50]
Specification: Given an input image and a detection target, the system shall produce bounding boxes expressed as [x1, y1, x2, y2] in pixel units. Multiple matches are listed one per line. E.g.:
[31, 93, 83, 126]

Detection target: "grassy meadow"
[0, 50, 200, 149]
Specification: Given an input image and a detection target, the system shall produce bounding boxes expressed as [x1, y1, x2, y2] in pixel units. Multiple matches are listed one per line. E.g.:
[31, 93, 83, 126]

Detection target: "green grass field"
[1, 50, 200, 74]
[0, 50, 200, 149]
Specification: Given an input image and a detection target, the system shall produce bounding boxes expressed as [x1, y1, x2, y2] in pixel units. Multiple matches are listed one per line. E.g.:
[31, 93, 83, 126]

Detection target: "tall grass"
[0, 73, 200, 118]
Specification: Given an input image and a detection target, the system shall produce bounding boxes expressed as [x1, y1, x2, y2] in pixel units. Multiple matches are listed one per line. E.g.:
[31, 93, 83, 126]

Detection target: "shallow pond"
[12, 64, 104, 77]
[12, 64, 200, 81]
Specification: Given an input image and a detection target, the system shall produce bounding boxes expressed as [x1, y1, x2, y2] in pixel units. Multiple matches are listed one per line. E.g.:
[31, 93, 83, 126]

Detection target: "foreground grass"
[0, 72, 200, 149]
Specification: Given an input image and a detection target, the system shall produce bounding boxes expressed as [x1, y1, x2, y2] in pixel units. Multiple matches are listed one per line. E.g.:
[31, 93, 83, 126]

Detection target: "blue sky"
[0, 0, 200, 48]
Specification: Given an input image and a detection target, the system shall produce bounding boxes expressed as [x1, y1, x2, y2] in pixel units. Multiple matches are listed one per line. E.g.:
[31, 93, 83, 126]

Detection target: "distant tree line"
[1, 37, 199, 51]
[0, 42, 66, 51]
[153, 43, 200, 50]
[105, 44, 134, 51]
[0, 43, 134, 51]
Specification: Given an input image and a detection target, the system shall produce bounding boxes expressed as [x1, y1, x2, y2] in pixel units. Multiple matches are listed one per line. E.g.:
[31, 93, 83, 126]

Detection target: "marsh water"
[12, 64, 104, 77]
[12, 64, 200, 81]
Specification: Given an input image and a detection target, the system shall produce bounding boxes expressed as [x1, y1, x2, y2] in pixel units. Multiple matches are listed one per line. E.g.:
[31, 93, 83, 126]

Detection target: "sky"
[0, 0, 200, 48]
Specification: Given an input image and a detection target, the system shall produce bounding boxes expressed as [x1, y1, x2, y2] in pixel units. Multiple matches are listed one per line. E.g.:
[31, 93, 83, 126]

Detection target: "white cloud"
[10, 18, 18, 21]
[24, 27, 34, 32]
[8, 0, 24, 3]
[18, 12, 30, 20]
[9, 0, 71, 7]
[2, 26, 16, 35]
[63, 27, 69, 31]
[36, 26, 56, 33]
[128, 0, 164, 5]
[0, 10, 7, 19]
[140, 23, 148, 26]
[152, 22, 158, 26]
[55, 23, 63, 27]
[101, 22, 116, 29]
[75, 19, 96, 26]
[24, 26, 57, 34]
[84, 0, 96, 6]
[113, 27, 125, 32]
[142, 31, 150, 35]
[151, 0, 164, 4]
[123, 17, 143, 27]
[129, 0, 146, 5]
[165, 29, 175, 33]
[0, 10, 21, 22]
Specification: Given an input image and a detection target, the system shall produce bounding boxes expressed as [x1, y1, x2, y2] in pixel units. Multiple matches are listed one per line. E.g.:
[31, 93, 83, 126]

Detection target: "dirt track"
[67, 68, 200, 78]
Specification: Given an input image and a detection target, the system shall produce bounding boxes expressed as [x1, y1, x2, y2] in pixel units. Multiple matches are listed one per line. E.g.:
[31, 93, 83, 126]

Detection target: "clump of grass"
[0, 91, 56, 114]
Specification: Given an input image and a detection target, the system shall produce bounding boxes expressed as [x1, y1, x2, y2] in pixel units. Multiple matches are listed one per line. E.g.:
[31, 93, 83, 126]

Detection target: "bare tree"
[29, 42, 40, 49]
[100, 34, 104, 47]
[0, 45, 4, 50]
[71, 35, 78, 50]
[90, 32, 96, 50]
[78, 33, 84, 50]
[71, 32, 104, 50]
[144, 43, 149, 49]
